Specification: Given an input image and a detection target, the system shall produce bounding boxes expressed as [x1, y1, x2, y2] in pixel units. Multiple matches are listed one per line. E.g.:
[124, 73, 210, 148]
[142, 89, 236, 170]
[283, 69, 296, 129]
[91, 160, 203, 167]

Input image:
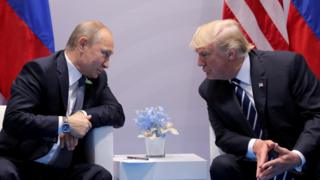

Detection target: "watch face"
[62, 123, 71, 133]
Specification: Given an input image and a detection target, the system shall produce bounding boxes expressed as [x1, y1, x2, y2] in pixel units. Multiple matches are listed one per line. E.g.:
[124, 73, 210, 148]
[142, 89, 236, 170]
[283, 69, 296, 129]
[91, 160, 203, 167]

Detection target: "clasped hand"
[60, 111, 92, 151]
[254, 139, 301, 180]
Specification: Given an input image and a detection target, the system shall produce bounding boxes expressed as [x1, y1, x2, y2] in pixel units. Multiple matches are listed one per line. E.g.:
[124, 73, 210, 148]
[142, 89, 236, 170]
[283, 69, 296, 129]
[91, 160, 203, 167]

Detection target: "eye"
[101, 50, 112, 58]
[199, 51, 210, 58]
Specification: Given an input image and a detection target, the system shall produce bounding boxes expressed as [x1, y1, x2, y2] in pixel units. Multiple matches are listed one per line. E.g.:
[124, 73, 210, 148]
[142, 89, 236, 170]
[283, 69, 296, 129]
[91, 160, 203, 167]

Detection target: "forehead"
[94, 29, 114, 49]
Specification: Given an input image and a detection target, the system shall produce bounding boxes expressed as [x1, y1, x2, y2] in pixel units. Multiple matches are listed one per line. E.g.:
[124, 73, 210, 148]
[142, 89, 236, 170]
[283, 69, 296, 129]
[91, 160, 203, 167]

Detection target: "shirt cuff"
[58, 116, 63, 135]
[292, 150, 306, 172]
[246, 138, 257, 160]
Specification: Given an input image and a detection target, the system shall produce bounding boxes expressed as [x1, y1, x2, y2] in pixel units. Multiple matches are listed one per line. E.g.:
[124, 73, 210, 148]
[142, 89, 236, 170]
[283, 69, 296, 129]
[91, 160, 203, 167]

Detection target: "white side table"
[113, 153, 207, 180]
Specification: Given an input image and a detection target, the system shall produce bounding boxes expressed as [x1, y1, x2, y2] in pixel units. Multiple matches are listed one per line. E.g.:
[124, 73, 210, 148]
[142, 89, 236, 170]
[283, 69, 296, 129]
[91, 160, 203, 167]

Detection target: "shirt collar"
[234, 53, 251, 85]
[64, 52, 82, 87]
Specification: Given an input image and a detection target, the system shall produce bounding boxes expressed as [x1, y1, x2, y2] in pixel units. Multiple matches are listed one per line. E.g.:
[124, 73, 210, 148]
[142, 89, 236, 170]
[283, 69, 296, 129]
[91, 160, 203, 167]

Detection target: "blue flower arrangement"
[134, 106, 179, 139]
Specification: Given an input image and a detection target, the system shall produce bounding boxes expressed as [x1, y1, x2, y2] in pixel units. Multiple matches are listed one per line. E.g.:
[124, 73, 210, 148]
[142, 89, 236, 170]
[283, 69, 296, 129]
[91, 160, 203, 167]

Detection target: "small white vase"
[145, 137, 166, 157]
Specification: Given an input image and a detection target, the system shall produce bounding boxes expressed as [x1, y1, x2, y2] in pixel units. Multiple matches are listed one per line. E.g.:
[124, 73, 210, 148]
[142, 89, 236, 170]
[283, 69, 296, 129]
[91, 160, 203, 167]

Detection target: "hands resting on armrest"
[60, 111, 92, 151]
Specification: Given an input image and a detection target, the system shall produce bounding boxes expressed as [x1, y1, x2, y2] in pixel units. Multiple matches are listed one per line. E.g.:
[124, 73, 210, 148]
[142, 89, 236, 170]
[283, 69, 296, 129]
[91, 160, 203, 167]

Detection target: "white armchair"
[209, 127, 224, 162]
[0, 105, 114, 175]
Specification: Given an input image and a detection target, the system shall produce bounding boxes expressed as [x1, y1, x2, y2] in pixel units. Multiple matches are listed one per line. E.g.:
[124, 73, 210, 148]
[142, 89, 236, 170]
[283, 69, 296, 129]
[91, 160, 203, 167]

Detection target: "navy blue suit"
[200, 50, 320, 179]
[0, 50, 125, 179]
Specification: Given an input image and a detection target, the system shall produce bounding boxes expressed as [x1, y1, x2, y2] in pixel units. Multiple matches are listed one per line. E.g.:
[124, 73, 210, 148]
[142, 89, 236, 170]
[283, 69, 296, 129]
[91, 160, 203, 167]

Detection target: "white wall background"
[50, 0, 223, 163]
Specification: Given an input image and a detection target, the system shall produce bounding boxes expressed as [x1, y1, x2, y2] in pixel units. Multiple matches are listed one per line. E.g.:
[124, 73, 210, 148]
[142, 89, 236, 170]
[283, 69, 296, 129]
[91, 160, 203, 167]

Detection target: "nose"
[197, 56, 205, 67]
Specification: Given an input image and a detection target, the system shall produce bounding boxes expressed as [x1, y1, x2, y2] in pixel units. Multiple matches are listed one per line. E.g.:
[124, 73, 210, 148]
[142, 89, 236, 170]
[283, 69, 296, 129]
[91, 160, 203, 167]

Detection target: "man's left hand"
[60, 133, 79, 151]
[257, 145, 301, 180]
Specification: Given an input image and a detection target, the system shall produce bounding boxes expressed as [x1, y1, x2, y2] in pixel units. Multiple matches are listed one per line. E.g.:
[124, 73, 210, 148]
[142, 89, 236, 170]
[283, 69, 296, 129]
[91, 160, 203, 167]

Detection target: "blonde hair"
[190, 19, 254, 57]
[66, 20, 111, 50]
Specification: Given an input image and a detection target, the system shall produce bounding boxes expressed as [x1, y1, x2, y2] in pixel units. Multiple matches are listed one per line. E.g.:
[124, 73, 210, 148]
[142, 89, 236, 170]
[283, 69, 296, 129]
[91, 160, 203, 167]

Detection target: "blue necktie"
[232, 79, 294, 180]
[231, 79, 263, 138]
[72, 75, 86, 114]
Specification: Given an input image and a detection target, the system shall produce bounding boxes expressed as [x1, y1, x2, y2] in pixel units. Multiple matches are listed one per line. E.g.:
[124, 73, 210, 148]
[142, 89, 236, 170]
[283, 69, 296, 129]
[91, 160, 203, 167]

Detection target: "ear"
[227, 48, 237, 61]
[78, 36, 88, 52]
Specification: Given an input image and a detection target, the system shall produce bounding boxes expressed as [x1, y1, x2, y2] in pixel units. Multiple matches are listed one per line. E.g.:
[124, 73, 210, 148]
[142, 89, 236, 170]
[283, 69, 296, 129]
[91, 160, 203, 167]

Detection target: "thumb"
[86, 114, 92, 120]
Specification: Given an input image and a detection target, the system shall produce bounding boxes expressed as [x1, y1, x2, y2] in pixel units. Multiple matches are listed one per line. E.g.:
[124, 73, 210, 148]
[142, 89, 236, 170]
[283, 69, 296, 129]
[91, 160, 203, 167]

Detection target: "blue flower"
[134, 106, 179, 139]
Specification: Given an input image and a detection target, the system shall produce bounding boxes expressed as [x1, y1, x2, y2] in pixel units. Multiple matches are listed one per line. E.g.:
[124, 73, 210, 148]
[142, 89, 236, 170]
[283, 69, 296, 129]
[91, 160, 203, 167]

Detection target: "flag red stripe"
[287, 3, 320, 78]
[222, 3, 256, 48]
[245, 0, 289, 50]
[0, 0, 51, 98]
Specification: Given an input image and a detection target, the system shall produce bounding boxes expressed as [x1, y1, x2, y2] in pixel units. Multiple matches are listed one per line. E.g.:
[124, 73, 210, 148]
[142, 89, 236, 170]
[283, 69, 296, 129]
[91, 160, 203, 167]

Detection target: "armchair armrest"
[210, 127, 224, 162]
[85, 126, 114, 174]
[0, 105, 6, 129]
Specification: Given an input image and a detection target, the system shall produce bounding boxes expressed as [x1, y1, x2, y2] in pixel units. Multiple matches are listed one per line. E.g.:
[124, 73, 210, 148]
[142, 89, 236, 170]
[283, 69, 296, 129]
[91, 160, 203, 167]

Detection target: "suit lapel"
[249, 50, 268, 137]
[213, 81, 254, 135]
[56, 51, 69, 111]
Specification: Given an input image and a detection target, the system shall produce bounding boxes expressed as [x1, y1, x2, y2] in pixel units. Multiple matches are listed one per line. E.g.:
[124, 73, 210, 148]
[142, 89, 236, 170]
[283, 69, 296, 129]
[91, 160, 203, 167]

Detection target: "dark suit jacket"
[0, 50, 125, 163]
[199, 49, 320, 166]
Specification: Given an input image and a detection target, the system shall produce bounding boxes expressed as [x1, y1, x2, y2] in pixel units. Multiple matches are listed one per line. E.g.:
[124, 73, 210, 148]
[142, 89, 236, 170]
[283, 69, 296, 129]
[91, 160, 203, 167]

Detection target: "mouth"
[97, 68, 104, 73]
[202, 67, 208, 73]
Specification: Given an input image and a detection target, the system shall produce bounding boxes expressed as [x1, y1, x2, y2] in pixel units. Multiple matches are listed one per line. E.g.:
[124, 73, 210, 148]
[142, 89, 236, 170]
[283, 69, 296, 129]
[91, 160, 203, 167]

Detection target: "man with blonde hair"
[190, 19, 320, 179]
[0, 20, 125, 180]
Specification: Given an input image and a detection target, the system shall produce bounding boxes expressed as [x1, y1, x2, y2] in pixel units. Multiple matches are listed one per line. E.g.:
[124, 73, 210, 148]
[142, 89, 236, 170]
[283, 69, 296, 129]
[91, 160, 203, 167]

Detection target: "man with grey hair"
[0, 20, 125, 179]
[190, 19, 320, 179]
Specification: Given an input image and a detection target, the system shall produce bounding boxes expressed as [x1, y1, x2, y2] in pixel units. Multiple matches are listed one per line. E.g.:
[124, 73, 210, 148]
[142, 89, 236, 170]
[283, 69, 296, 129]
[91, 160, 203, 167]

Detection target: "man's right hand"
[253, 139, 278, 179]
[68, 111, 92, 138]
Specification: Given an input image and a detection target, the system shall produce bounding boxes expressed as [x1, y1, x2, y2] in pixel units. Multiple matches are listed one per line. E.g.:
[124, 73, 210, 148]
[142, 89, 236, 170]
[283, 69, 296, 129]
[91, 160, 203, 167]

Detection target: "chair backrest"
[0, 105, 6, 130]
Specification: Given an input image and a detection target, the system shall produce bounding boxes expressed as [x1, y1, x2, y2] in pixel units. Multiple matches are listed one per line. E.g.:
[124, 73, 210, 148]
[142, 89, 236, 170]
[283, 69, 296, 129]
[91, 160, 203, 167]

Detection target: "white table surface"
[113, 153, 208, 180]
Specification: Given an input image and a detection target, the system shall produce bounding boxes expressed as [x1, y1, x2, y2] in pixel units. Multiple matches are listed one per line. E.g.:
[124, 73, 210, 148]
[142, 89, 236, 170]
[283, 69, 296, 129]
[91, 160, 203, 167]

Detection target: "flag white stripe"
[260, 0, 289, 43]
[225, 0, 273, 50]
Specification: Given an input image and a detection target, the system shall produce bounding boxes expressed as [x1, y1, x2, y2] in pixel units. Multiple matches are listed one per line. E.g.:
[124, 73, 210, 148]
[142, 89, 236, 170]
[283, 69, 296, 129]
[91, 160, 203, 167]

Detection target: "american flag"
[223, 0, 320, 79]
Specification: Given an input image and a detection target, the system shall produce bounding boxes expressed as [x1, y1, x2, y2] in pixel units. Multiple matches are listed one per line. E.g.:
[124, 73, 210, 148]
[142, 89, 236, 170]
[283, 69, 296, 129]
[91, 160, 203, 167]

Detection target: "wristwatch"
[62, 116, 71, 133]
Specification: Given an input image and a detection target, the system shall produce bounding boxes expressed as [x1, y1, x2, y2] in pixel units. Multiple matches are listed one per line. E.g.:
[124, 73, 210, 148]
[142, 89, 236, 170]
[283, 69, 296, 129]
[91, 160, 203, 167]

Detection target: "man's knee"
[210, 154, 239, 179]
[71, 163, 112, 180]
[93, 165, 112, 180]
[0, 157, 19, 180]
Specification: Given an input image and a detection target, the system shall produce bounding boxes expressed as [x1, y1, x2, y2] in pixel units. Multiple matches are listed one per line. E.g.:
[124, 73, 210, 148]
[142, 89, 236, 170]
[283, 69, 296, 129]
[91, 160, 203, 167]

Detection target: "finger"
[60, 134, 65, 148]
[88, 121, 92, 130]
[275, 145, 289, 155]
[70, 136, 77, 150]
[259, 165, 275, 180]
[65, 135, 73, 150]
[261, 158, 278, 171]
[87, 115, 92, 120]
[69, 136, 76, 150]
[67, 136, 73, 150]
[74, 138, 78, 147]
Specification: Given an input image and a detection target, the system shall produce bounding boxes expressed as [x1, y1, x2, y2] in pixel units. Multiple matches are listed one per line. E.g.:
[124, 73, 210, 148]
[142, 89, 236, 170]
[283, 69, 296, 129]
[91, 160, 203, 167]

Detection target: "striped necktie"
[231, 78, 263, 139]
[232, 79, 294, 180]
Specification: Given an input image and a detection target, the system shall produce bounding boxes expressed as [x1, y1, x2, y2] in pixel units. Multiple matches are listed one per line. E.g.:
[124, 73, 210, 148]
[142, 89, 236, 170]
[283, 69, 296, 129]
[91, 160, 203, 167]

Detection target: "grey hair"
[66, 20, 110, 50]
[190, 19, 254, 58]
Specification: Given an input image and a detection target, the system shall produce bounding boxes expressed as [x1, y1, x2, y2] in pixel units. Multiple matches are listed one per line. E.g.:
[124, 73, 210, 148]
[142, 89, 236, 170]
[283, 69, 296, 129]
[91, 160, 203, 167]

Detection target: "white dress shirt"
[35, 52, 83, 164]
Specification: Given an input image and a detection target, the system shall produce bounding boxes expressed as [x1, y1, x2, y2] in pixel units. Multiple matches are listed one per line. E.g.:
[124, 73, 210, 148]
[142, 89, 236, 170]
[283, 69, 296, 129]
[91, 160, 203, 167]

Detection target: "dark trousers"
[0, 157, 112, 180]
[210, 154, 320, 180]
